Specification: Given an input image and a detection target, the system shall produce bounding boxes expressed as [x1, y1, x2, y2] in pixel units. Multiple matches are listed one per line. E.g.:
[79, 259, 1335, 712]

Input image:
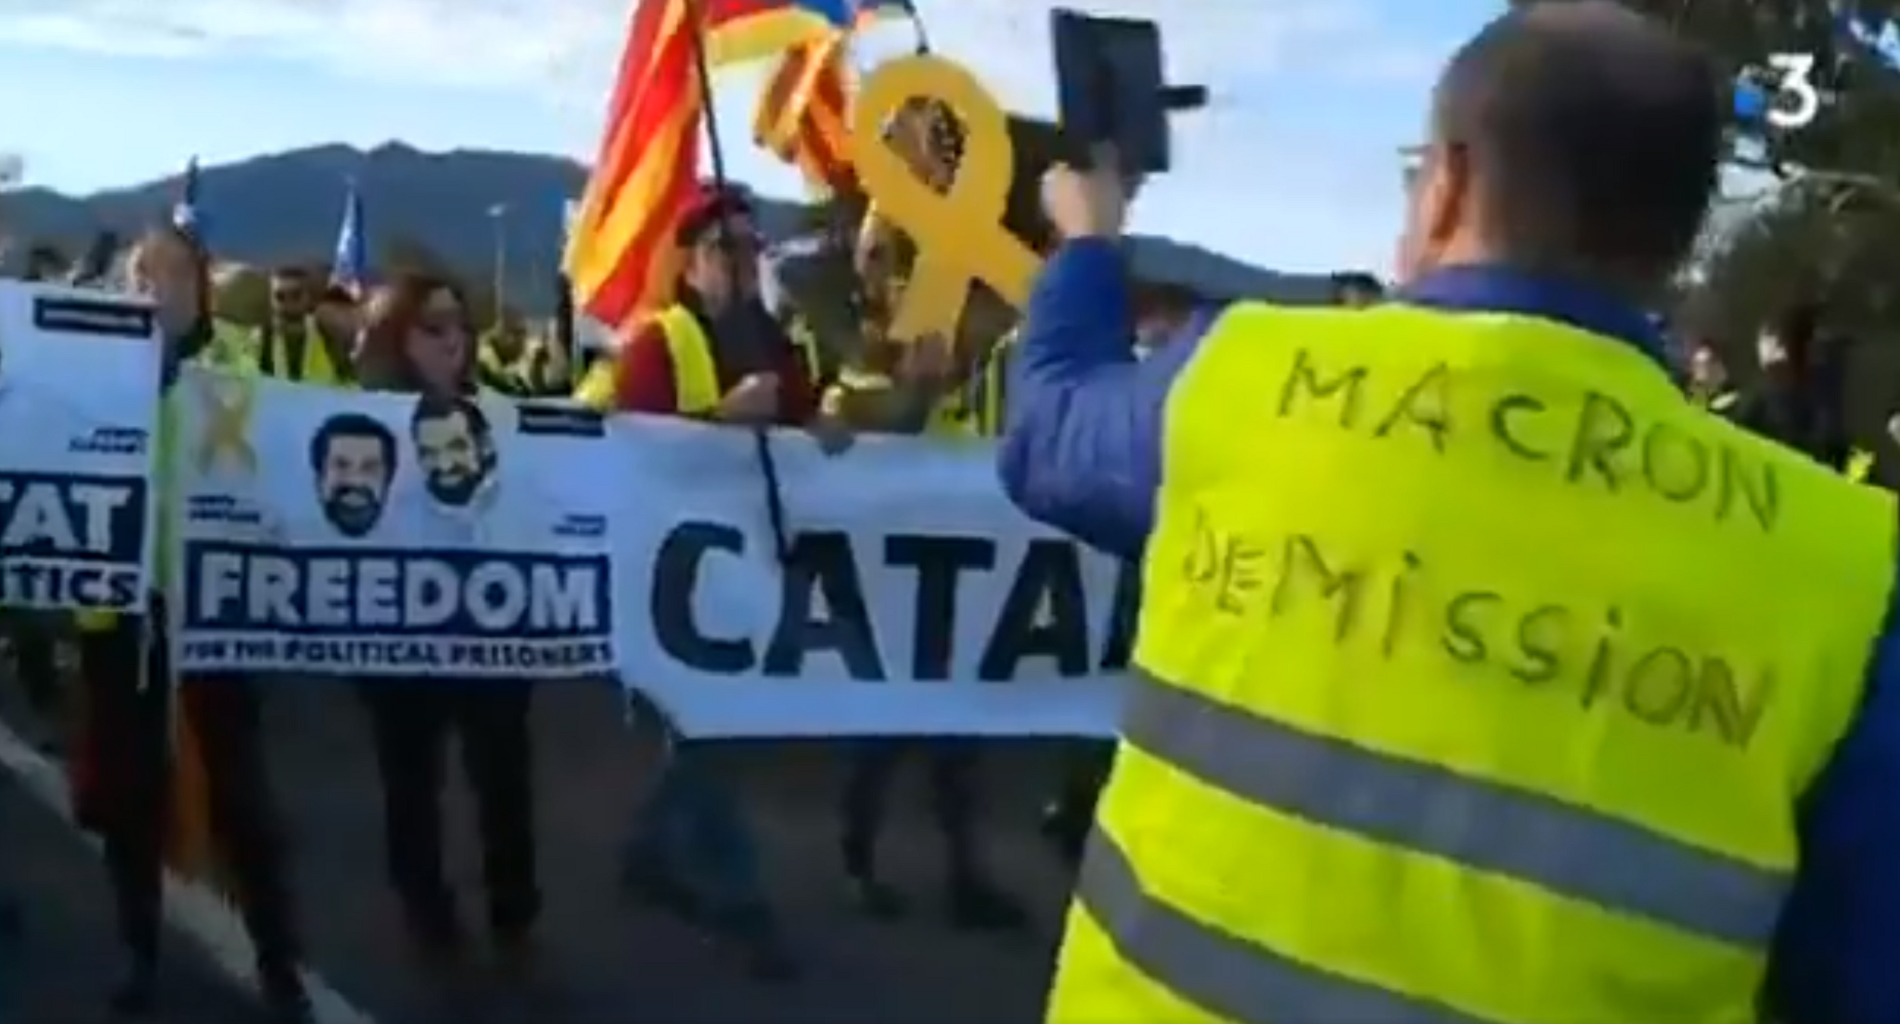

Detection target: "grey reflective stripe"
[1077, 829, 1501, 1024]
[1117, 670, 1789, 948]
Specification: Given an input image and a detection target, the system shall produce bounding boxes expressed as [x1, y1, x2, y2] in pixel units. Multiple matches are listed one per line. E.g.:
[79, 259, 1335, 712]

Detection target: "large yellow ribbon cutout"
[850, 56, 1045, 344]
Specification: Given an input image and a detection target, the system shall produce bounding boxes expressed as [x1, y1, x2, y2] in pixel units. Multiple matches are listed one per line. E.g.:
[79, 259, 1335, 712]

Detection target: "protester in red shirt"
[612, 183, 850, 982]
[613, 186, 827, 431]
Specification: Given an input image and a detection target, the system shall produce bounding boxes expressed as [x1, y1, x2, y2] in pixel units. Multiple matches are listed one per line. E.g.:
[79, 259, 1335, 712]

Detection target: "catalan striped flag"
[568, 0, 863, 328]
[564, 0, 708, 330]
[750, 1, 917, 193]
[703, 0, 858, 65]
[753, 34, 855, 192]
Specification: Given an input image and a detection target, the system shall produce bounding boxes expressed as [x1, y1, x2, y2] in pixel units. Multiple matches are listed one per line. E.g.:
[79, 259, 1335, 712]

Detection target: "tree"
[1661, 0, 1900, 433]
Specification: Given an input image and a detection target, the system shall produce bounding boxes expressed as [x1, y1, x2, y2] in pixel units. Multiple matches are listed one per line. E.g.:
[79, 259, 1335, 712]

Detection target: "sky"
[0, 0, 1503, 275]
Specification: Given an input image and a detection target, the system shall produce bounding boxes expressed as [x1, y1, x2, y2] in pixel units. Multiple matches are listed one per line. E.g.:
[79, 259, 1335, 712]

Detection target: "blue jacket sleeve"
[996, 239, 1210, 561]
[1763, 569, 1900, 1024]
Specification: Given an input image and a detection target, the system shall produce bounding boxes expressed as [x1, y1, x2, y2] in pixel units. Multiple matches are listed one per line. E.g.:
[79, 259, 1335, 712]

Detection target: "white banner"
[0, 282, 159, 613]
[164, 369, 1130, 734]
[612, 417, 1132, 738]
[173, 375, 619, 679]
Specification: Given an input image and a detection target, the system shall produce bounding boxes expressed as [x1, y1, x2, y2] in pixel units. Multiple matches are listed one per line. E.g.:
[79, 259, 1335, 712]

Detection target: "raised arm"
[996, 238, 1208, 561]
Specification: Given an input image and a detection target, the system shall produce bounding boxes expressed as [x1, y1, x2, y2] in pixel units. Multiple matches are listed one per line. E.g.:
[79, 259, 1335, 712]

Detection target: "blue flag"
[172, 157, 202, 239]
[330, 182, 366, 297]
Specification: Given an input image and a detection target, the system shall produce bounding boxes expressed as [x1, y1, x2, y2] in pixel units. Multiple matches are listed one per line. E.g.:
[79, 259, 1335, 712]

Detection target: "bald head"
[1410, 0, 1723, 292]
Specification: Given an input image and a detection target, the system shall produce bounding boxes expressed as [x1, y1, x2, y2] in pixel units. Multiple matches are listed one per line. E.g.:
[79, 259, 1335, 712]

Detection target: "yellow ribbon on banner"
[193, 372, 257, 476]
[851, 56, 1044, 344]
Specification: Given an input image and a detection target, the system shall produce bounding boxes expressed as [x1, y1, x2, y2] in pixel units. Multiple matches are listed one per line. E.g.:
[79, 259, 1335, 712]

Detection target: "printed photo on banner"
[176, 376, 618, 679]
[0, 282, 160, 612]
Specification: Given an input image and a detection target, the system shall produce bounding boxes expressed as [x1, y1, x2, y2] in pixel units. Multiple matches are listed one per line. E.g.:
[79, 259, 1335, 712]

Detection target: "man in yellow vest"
[611, 184, 850, 982]
[255, 265, 351, 384]
[75, 226, 311, 1021]
[1003, 4, 1900, 1023]
[1685, 338, 1739, 417]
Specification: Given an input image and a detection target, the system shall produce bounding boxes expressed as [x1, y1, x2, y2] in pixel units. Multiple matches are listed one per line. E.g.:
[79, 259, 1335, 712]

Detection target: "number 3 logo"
[1766, 53, 1820, 129]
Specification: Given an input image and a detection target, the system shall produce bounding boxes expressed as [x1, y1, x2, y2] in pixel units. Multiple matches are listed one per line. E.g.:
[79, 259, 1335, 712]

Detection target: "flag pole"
[682, 0, 795, 565]
[903, 0, 932, 54]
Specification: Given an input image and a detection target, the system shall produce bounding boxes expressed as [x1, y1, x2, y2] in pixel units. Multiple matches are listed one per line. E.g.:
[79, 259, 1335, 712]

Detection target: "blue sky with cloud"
[0, 0, 1501, 273]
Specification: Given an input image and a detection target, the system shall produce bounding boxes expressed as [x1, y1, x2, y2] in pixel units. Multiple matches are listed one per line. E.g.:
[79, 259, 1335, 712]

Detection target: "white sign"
[0, 282, 159, 613]
[612, 417, 1132, 738]
[164, 369, 1130, 734]
[173, 375, 618, 679]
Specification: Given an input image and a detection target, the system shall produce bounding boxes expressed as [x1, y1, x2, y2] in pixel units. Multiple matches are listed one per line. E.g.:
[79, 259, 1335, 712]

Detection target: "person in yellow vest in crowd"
[607, 184, 853, 981]
[254, 265, 353, 385]
[1686, 337, 1740, 417]
[1002, 5, 1900, 1023]
[477, 319, 532, 395]
[72, 225, 312, 1022]
[1849, 446, 1877, 484]
[570, 343, 617, 409]
[819, 331, 1028, 929]
[572, 298, 826, 413]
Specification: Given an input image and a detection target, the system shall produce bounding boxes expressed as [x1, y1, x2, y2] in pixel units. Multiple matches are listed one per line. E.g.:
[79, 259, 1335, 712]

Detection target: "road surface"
[1, 674, 1088, 1024]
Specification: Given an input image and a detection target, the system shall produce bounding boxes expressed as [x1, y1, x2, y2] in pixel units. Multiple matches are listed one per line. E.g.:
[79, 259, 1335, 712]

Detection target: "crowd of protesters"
[0, 172, 1891, 1023]
[0, 191, 1101, 1021]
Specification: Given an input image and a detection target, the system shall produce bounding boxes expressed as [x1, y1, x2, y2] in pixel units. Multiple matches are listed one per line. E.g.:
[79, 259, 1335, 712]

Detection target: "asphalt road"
[0, 671, 1089, 1024]
[0, 768, 264, 1023]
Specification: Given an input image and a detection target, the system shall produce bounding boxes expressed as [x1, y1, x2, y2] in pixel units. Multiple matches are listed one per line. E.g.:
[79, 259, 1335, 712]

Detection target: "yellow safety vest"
[77, 344, 262, 633]
[820, 367, 969, 439]
[825, 333, 1014, 439]
[478, 337, 531, 395]
[1690, 387, 1738, 415]
[1848, 447, 1875, 484]
[1047, 303, 1895, 1024]
[653, 304, 723, 415]
[258, 316, 345, 385]
[571, 354, 616, 411]
[967, 333, 1015, 438]
[573, 304, 824, 416]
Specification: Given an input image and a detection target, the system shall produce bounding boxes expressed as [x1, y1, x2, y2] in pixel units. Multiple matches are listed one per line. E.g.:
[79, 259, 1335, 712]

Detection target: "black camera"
[1051, 9, 1207, 175]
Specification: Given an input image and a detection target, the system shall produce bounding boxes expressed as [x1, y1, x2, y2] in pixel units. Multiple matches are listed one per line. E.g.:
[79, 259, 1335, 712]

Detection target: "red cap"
[676, 182, 755, 247]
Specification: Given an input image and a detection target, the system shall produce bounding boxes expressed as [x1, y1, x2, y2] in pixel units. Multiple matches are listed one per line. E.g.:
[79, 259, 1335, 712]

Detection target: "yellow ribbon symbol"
[851, 56, 1045, 344]
[193, 372, 257, 476]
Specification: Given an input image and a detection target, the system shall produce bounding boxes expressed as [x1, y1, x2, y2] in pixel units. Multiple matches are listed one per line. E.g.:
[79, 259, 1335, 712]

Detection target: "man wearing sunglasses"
[612, 186, 829, 426]
[610, 184, 850, 981]
[254, 266, 352, 386]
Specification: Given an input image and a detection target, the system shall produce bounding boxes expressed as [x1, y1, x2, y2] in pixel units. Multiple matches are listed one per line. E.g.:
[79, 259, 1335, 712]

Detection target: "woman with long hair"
[353, 273, 541, 976]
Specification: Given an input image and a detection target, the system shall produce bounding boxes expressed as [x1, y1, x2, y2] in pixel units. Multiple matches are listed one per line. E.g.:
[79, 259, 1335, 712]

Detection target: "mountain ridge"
[0, 142, 1331, 312]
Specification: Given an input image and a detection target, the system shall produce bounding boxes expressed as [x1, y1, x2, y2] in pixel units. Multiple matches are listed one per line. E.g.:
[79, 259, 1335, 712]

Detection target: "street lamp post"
[487, 203, 509, 330]
[0, 154, 26, 276]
